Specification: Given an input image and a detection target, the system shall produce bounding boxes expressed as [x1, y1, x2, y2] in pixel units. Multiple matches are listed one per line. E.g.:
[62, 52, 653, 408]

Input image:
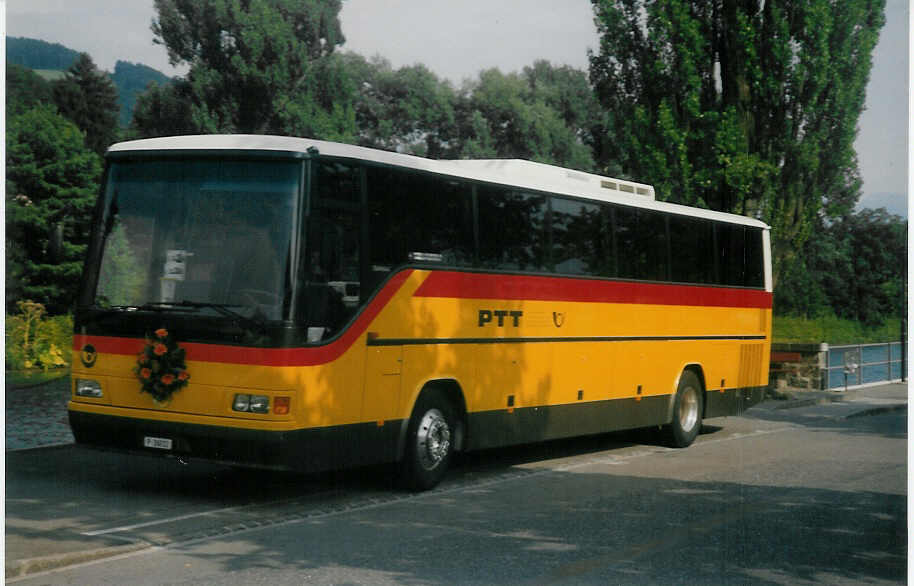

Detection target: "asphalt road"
[5, 383, 908, 585]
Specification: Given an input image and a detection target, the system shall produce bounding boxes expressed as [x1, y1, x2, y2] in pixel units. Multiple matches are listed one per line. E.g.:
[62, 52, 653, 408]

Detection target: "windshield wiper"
[96, 300, 268, 333]
[99, 303, 196, 313]
[146, 300, 267, 332]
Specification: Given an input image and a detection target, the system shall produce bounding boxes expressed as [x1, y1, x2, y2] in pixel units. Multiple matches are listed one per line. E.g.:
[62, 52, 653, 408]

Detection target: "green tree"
[6, 63, 53, 116]
[589, 0, 886, 284]
[344, 53, 457, 157]
[277, 51, 357, 141]
[522, 60, 604, 159]
[776, 208, 907, 325]
[129, 80, 196, 137]
[459, 110, 498, 159]
[6, 105, 101, 313]
[773, 219, 835, 318]
[52, 53, 120, 154]
[456, 66, 595, 170]
[832, 209, 906, 326]
[150, 0, 354, 138]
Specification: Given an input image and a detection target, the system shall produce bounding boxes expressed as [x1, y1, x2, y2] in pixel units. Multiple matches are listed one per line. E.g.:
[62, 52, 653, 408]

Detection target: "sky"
[4, 0, 909, 216]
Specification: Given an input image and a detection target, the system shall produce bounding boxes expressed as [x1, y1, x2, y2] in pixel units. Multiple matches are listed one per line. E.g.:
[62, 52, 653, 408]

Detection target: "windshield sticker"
[164, 250, 190, 281]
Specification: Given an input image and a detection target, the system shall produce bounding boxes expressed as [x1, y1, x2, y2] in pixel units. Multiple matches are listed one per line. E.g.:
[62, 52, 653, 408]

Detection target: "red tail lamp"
[273, 396, 291, 415]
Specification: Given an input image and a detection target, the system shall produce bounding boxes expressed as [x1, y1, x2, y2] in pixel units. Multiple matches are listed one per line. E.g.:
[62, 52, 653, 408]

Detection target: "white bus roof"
[108, 135, 770, 229]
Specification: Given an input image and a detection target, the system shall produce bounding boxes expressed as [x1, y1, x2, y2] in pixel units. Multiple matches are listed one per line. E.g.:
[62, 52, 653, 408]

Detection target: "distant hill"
[6, 37, 172, 127]
[6, 37, 79, 70]
[111, 61, 172, 127]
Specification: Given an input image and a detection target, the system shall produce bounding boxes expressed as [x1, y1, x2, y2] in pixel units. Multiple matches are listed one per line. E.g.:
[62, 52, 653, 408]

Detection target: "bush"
[5, 300, 72, 370]
[774, 315, 904, 345]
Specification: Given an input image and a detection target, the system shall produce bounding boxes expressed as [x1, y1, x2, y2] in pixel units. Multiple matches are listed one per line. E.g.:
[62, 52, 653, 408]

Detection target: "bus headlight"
[233, 394, 251, 412]
[232, 393, 270, 414]
[249, 395, 270, 414]
[75, 379, 103, 398]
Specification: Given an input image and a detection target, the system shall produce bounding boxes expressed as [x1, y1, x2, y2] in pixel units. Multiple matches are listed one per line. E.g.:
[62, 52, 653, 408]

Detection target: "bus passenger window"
[478, 188, 547, 272]
[615, 206, 668, 281]
[744, 228, 765, 288]
[717, 223, 747, 287]
[367, 167, 473, 284]
[669, 215, 714, 284]
[551, 196, 605, 276]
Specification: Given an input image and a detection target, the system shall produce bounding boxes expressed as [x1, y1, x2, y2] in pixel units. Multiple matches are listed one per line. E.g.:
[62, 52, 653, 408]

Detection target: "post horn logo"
[552, 312, 565, 327]
[80, 344, 98, 368]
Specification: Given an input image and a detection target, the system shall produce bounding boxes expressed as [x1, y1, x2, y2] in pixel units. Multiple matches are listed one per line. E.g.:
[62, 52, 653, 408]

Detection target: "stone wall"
[769, 343, 829, 391]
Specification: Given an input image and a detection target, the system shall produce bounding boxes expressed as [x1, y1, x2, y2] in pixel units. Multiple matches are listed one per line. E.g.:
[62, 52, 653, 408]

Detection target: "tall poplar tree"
[151, 0, 354, 138]
[589, 0, 885, 283]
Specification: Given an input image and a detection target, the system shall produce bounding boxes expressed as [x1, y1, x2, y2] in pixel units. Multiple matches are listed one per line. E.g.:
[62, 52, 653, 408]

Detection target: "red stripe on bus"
[73, 270, 414, 366]
[411, 271, 772, 309]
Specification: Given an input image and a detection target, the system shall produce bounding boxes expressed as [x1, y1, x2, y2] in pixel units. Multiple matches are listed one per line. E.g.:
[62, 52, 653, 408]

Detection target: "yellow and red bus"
[69, 135, 771, 490]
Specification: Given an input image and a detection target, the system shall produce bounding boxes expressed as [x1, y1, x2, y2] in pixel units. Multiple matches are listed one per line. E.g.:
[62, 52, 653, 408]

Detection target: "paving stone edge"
[5, 541, 149, 580]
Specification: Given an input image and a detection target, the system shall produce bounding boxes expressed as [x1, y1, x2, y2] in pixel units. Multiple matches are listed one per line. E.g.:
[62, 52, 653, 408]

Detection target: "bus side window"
[302, 162, 362, 336]
[366, 167, 473, 284]
[744, 228, 765, 288]
[551, 196, 604, 276]
[669, 215, 714, 284]
[478, 187, 547, 272]
[617, 205, 671, 281]
[716, 223, 747, 287]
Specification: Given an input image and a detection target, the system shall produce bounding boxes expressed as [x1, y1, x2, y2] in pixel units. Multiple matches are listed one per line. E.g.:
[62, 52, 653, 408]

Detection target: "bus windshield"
[93, 158, 299, 322]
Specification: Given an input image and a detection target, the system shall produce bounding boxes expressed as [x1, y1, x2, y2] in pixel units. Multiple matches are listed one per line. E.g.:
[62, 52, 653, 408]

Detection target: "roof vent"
[601, 179, 653, 198]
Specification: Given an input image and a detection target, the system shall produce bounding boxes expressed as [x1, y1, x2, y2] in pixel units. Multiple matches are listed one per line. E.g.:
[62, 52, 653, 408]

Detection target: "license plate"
[143, 436, 173, 450]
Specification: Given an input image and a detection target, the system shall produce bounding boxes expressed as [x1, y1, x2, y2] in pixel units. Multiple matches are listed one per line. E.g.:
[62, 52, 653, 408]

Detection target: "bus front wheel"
[665, 370, 703, 448]
[400, 389, 454, 491]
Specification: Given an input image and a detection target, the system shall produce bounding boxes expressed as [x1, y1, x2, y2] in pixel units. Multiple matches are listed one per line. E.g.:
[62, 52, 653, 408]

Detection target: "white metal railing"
[825, 342, 905, 390]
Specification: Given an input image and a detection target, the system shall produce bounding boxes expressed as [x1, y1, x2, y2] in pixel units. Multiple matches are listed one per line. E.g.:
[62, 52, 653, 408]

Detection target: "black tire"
[399, 389, 455, 491]
[665, 370, 704, 448]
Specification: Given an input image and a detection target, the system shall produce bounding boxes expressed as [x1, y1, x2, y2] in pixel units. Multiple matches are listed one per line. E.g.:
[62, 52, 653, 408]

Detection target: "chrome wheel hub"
[679, 386, 699, 432]
[417, 408, 451, 471]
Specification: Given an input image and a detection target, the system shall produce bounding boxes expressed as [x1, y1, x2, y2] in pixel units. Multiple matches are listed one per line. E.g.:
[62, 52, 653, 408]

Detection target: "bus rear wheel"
[399, 389, 454, 491]
[665, 370, 703, 448]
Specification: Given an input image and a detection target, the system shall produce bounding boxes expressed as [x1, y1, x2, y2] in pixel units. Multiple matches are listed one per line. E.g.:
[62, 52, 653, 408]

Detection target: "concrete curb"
[843, 403, 908, 419]
[5, 541, 149, 580]
[768, 394, 846, 410]
[757, 382, 908, 422]
[6, 441, 75, 453]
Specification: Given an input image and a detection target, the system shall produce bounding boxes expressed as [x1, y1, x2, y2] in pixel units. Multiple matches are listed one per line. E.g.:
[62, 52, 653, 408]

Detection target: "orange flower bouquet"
[134, 327, 190, 403]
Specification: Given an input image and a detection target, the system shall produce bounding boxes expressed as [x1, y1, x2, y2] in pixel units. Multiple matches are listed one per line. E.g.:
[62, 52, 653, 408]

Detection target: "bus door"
[363, 344, 403, 423]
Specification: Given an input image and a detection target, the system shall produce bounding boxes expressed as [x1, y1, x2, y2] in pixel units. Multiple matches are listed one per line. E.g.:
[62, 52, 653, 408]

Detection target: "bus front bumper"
[68, 410, 403, 473]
